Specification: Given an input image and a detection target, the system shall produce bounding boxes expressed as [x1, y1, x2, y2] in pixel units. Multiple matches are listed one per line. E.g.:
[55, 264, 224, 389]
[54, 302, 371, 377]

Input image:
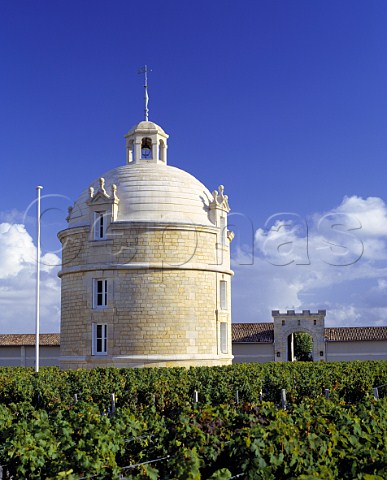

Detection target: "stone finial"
[99, 177, 107, 196]
[209, 185, 230, 212]
[66, 206, 73, 223]
[218, 185, 226, 202]
[219, 185, 230, 211]
[111, 184, 119, 202]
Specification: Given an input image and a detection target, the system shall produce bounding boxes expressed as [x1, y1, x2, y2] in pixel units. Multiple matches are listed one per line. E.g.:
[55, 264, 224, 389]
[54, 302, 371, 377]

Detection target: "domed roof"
[68, 163, 214, 227]
[126, 121, 168, 137]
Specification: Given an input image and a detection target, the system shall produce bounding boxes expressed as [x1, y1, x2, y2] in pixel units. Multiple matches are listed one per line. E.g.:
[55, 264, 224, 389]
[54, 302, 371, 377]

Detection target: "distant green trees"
[294, 332, 313, 361]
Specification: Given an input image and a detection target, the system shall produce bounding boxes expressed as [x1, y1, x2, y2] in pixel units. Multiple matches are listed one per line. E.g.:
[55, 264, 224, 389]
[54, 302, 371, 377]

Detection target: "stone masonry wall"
[59, 223, 232, 369]
[60, 223, 221, 270]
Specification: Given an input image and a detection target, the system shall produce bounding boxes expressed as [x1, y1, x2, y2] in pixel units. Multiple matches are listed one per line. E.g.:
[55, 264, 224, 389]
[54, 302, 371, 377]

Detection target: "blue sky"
[1, 0, 387, 332]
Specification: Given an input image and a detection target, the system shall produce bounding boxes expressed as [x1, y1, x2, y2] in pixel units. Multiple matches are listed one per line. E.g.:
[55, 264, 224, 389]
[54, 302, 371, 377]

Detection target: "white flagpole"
[35, 186, 43, 373]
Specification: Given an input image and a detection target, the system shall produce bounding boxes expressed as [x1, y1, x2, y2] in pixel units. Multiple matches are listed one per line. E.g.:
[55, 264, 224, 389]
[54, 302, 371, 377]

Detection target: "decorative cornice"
[60, 353, 234, 362]
[58, 221, 220, 239]
[58, 262, 234, 278]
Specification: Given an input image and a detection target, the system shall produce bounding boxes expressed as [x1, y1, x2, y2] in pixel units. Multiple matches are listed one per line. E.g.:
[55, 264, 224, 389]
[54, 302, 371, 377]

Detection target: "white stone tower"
[58, 118, 234, 369]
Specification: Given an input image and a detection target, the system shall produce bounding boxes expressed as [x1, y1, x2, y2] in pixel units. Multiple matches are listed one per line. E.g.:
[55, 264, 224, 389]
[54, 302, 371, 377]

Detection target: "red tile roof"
[325, 326, 387, 342]
[0, 334, 60, 346]
[232, 323, 387, 343]
[232, 323, 274, 343]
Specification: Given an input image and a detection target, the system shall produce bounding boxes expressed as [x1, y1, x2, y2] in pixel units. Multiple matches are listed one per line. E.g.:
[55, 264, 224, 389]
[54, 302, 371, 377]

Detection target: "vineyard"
[0, 361, 386, 479]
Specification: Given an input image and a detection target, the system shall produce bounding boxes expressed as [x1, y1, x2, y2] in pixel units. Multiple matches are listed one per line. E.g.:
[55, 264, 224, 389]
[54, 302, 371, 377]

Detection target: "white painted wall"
[233, 341, 387, 364]
[326, 341, 387, 362]
[0, 346, 60, 367]
[232, 343, 274, 363]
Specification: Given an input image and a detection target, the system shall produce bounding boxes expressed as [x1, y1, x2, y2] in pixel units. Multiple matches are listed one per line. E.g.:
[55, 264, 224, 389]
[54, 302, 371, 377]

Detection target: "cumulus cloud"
[0, 222, 60, 333]
[0, 224, 36, 278]
[335, 196, 387, 237]
[231, 196, 387, 327]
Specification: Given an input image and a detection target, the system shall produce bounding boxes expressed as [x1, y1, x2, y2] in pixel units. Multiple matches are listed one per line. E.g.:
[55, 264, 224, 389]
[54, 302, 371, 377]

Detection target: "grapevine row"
[0, 361, 386, 479]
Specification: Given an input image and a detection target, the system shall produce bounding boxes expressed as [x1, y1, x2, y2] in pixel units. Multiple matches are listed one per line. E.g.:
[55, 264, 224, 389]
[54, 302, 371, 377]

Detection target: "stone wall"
[59, 223, 233, 369]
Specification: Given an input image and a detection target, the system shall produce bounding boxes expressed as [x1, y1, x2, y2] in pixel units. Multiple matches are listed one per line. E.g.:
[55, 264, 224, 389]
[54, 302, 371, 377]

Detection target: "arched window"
[127, 140, 134, 163]
[141, 137, 152, 159]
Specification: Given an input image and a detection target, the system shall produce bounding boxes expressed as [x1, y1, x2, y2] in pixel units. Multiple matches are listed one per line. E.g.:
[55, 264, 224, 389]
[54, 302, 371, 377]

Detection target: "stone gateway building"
[58, 120, 234, 369]
[232, 310, 387, 363]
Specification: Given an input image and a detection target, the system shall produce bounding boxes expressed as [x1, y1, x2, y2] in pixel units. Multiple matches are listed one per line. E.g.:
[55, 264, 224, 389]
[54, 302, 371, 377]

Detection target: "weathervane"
[138, 65, 150, 121]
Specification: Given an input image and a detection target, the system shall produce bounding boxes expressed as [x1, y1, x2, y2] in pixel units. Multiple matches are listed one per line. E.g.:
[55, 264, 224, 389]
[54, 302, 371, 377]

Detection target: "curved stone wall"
[59, 223, 233, 369]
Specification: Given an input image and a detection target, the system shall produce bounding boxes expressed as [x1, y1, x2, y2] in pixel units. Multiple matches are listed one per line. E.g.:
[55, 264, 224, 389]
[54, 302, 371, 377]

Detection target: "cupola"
[125, 120, 169, 165]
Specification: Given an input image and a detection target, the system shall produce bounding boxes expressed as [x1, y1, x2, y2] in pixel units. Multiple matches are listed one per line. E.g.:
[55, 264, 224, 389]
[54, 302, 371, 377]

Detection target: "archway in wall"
[287, 331, 313, 361]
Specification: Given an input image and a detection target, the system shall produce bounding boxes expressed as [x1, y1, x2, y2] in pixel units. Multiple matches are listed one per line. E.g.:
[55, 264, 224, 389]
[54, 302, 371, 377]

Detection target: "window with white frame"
[220, 322, 228, 354]
[220, 280, 227, 310]
[92, 323, 107, 355]
[94, 211, 107, 240]
[93, 279, 108, 308]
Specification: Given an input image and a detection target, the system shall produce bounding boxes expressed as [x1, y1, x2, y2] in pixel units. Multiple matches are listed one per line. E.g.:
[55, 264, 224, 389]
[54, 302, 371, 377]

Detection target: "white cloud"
[0, 224, 36, 278]
[335, 196, 387, 237]
[0, 222, 60, 333]
[232, 196, 387, 327]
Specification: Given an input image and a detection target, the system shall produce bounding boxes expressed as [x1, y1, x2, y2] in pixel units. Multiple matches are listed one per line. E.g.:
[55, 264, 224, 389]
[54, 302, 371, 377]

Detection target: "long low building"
[0, 334, 60, 367]
[232, 323, 387, 363]
[1, 310, 387, 367]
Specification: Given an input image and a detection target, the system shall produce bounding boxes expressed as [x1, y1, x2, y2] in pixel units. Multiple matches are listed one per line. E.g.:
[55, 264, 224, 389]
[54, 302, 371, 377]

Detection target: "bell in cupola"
[141, 137, 152, 159]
